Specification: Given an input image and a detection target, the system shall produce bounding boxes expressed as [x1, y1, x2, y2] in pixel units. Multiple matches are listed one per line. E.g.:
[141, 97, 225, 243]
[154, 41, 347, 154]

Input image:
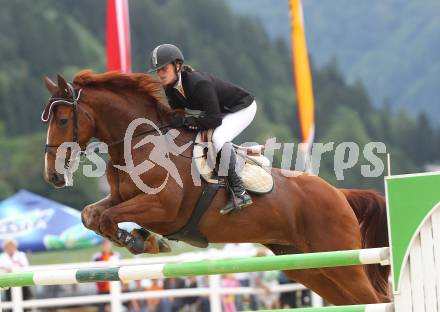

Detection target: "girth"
[165, 183, 221, 248]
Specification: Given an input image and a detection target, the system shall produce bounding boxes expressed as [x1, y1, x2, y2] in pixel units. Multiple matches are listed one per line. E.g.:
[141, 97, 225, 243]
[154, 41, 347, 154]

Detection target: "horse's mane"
[73, 70, 171, 113]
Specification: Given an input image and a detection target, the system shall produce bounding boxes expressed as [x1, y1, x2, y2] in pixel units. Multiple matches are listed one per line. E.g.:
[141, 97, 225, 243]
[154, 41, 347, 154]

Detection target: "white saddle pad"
[193, 133, 274, 194]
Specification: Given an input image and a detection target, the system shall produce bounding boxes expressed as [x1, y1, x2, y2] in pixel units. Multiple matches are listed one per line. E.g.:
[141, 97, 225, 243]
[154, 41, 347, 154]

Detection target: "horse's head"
[42, 74, 95, 188]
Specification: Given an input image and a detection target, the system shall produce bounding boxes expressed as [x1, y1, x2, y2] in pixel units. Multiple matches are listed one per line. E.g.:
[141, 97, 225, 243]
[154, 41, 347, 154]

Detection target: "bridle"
[41, 82, 198, 159]
[42, 82, 83, 153]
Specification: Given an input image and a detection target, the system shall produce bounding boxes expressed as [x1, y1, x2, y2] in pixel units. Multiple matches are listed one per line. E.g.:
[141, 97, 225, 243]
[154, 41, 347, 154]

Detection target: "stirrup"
[220, 191, 253, 215]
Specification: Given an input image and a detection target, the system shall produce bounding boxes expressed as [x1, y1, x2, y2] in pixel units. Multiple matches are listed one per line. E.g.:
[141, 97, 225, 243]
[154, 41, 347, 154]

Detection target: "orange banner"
[289, 0, 315, 147]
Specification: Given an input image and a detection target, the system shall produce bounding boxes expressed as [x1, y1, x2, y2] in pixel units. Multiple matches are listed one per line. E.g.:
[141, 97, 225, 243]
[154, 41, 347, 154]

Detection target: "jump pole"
[0, 247, 389, 288]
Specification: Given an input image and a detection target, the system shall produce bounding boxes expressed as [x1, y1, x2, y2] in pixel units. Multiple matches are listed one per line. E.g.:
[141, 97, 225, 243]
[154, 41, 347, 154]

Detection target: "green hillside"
[225, 0, 440, 119]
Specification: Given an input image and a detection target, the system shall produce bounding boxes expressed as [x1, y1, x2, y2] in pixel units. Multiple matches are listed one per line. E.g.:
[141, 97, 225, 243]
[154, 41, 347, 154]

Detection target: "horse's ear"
[57, 74, 71, 96]
[43, 75, 58, 95]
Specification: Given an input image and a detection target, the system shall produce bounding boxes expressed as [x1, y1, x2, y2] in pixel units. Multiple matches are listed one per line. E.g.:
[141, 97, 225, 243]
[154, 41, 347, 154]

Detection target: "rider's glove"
[171, 114, 200, 131]
[183, 116, 200, 131]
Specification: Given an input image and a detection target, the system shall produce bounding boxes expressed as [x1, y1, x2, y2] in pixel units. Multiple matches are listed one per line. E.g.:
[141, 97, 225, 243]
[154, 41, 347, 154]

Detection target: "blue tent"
[0, 190, 102, 252]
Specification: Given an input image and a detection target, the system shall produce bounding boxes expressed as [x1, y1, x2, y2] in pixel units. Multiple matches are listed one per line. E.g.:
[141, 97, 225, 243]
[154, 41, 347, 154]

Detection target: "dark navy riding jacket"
[164, 69, 254, 129]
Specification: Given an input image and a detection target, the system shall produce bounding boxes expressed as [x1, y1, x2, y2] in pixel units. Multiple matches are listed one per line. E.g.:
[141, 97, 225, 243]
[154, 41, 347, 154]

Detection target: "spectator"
[145, 279, 163, 312]
[249, 270, 265, 310]
[221, 274, 239, 312]
[277, 271, 311, 308]
[223, 243, 257, 310]
[278, 271, 297, 308]
[122, 280, 144, 312]
[0, 239, 33, 302]
[261, 270, 280, 309]
[248, 249, 271, 310]
[183, 276, 199, 312]
[197, 276, 210, 312]
[299, 288, 312, 307]
[161, 278, 185, 312]
[92, 239, 120, 312]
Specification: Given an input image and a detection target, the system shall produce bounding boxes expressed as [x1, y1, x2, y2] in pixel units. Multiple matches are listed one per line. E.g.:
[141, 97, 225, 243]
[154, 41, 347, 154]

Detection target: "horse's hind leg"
[282, 269, 357, 305]
[278, 180, 383, 304]
[301, 189, 381, 303]
[266, 245, 356, 305]
[321, 266, 380, 304]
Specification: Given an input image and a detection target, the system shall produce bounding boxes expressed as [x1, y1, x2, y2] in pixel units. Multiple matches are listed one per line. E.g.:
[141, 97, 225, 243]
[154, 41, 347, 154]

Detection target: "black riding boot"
[220, 143, 253, 215]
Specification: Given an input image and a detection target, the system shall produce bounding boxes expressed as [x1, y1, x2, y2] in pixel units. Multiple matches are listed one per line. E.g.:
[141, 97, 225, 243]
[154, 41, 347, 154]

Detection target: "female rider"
[148, 44, 257, 214]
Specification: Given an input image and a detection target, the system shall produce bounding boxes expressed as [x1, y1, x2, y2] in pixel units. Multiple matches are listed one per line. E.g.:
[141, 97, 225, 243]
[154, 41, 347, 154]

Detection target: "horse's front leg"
[81, 195, 124, 247]
[121, 227, 171, 254]
[81, 195, 112, 233]
[98, 193, 177, 254]
[82, 195, 168, 251]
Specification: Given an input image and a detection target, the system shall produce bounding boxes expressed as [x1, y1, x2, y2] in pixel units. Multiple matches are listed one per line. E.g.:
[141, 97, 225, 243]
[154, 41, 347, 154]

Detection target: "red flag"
[106, 0, 132, 73]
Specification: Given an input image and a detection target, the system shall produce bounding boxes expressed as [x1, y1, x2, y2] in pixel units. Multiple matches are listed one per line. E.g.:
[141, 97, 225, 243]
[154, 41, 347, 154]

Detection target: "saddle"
[164, 130, 273, 247]
[193, 130, 274, 194]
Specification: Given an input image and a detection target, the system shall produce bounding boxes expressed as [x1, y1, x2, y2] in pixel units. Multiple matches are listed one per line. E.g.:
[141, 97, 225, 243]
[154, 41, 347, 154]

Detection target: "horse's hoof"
[124, 238, 145, 255]
[158, 238, 171, 253]
[131, 228, 151, 240]
[117, 229, 144, 254]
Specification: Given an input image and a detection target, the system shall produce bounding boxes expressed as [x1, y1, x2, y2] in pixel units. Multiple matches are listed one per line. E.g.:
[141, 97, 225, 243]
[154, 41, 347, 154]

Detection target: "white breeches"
[212, 100, 257, 153]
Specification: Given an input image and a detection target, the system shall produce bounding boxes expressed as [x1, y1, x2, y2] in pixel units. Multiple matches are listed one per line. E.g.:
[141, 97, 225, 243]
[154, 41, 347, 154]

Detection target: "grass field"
[27, 241, 223, 266]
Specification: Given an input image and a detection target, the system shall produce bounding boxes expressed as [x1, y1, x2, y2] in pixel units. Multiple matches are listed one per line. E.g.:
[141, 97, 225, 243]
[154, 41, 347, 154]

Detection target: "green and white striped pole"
[0, 247, 389, 288]
[261, 303, 394, 312]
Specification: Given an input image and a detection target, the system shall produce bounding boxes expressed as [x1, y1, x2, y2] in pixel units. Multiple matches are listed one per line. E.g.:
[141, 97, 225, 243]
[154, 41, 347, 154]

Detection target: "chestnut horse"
[42, 71, 390, 305]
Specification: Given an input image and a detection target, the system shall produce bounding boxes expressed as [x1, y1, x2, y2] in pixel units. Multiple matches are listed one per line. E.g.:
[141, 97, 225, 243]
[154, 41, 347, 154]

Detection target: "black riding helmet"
[148, 44, 184, 73]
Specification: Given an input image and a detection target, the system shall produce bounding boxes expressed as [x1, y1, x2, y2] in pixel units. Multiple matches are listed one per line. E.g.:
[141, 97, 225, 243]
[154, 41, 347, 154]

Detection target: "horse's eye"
[58, 118, 69, 128]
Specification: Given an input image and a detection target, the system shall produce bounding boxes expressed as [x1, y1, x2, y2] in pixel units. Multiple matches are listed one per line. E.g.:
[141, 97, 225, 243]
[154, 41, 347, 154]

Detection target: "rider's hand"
[183, 116, 200, 131]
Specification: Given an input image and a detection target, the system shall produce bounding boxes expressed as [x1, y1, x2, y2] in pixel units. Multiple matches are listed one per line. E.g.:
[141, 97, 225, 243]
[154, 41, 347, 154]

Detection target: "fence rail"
[0, 247, 390, 288]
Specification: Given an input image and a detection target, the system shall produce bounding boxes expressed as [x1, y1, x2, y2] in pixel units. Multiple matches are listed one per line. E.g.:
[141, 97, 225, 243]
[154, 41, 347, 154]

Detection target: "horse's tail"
[340, 188, 391, 300]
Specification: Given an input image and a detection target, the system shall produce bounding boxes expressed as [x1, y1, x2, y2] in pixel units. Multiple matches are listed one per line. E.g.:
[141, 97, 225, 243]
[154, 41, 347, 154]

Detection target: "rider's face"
[156, 63, 177, 86]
